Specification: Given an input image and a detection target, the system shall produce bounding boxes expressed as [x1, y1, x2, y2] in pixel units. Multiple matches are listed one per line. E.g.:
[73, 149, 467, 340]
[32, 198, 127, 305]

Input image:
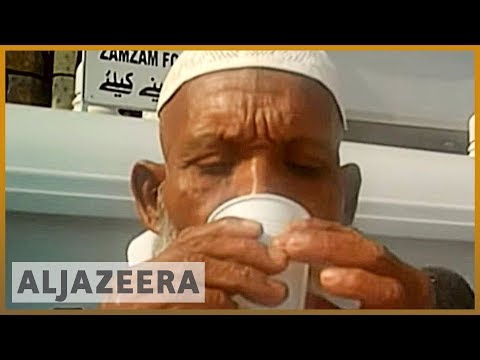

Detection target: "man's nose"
[235, 154, 282, 195]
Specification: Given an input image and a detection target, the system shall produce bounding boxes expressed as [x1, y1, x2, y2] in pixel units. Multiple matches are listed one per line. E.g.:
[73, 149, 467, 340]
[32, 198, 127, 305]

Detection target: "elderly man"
[102, 51, 474, 310]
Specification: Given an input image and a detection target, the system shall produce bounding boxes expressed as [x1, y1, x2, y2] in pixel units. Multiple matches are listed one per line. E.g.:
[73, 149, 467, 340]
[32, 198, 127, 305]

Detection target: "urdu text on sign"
[83, 51, 181, 112]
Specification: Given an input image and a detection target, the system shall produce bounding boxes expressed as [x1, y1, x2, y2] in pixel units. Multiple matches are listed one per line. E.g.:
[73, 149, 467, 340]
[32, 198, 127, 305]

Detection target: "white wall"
[328, 51, 474, 130]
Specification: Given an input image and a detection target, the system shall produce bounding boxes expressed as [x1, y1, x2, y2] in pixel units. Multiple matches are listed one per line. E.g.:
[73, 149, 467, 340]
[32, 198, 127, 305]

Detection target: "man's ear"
[340, 163, 362, 226]
[130, 160, 166, 232]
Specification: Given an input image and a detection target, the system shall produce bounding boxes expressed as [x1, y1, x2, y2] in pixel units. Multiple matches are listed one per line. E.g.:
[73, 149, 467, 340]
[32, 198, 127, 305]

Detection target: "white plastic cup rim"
[207, 193, 310, 231]
[468, 114, 475, 142]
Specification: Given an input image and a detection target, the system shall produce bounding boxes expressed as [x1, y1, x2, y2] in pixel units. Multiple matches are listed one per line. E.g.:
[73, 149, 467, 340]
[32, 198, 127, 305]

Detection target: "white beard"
[152, 203, 178, 258]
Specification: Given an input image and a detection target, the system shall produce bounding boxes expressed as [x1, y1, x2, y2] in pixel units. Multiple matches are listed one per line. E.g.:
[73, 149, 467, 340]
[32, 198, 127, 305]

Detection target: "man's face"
[158, 68, 344, 231]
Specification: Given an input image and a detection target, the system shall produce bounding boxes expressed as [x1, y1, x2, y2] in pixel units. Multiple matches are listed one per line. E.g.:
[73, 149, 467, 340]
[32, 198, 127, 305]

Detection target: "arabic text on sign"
[99, 51, 179, 68]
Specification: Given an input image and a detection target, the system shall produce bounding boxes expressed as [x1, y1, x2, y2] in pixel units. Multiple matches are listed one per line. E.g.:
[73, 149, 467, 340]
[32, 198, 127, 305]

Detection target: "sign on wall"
[82, 50, 181, 111]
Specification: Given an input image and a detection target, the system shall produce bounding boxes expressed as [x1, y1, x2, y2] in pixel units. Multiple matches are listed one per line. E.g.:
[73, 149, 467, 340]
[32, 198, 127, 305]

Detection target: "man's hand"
[272, 218, 435, 309]
[100, 218, 288, 309]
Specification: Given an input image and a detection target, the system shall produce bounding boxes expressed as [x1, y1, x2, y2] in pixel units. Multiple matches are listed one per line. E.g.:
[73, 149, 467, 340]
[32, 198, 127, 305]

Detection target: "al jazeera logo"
[11, 262, 205, 304]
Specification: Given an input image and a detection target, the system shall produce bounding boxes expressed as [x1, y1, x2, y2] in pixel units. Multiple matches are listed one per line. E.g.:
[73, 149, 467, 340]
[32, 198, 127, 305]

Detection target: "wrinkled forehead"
[159, 68, 342, 153]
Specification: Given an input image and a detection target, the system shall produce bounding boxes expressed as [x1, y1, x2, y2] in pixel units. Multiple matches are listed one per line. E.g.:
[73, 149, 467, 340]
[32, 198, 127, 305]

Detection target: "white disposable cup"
[207, 193, 361, 310]
[207, 193, 310, 309]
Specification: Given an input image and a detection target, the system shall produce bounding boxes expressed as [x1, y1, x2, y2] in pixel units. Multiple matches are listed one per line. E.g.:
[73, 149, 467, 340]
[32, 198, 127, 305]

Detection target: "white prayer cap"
[156, 50, 347, 129]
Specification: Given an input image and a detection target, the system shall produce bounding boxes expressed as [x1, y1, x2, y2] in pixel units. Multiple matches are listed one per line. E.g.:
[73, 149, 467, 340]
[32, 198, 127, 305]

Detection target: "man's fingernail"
[320, 268, 341, 286]
[240, 219, 263, 232]
[272, 237, 285, 248]
[273, 234, 302, 249]
[268, 247, 288, 266]
[272, 234, 293, 248]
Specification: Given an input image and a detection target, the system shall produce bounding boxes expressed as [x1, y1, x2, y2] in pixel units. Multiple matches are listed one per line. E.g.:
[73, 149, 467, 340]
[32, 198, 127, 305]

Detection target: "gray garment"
[422, 266, 475, 309]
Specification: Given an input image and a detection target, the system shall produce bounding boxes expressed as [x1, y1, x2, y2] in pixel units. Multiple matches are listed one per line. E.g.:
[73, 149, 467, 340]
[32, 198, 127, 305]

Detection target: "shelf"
[6, 104, 475, 242]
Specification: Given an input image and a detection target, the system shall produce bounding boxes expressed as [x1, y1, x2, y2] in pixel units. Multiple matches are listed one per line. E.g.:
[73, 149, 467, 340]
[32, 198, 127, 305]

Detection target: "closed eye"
[286, 162, 323, 177]
[197, 162, 234, 176]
